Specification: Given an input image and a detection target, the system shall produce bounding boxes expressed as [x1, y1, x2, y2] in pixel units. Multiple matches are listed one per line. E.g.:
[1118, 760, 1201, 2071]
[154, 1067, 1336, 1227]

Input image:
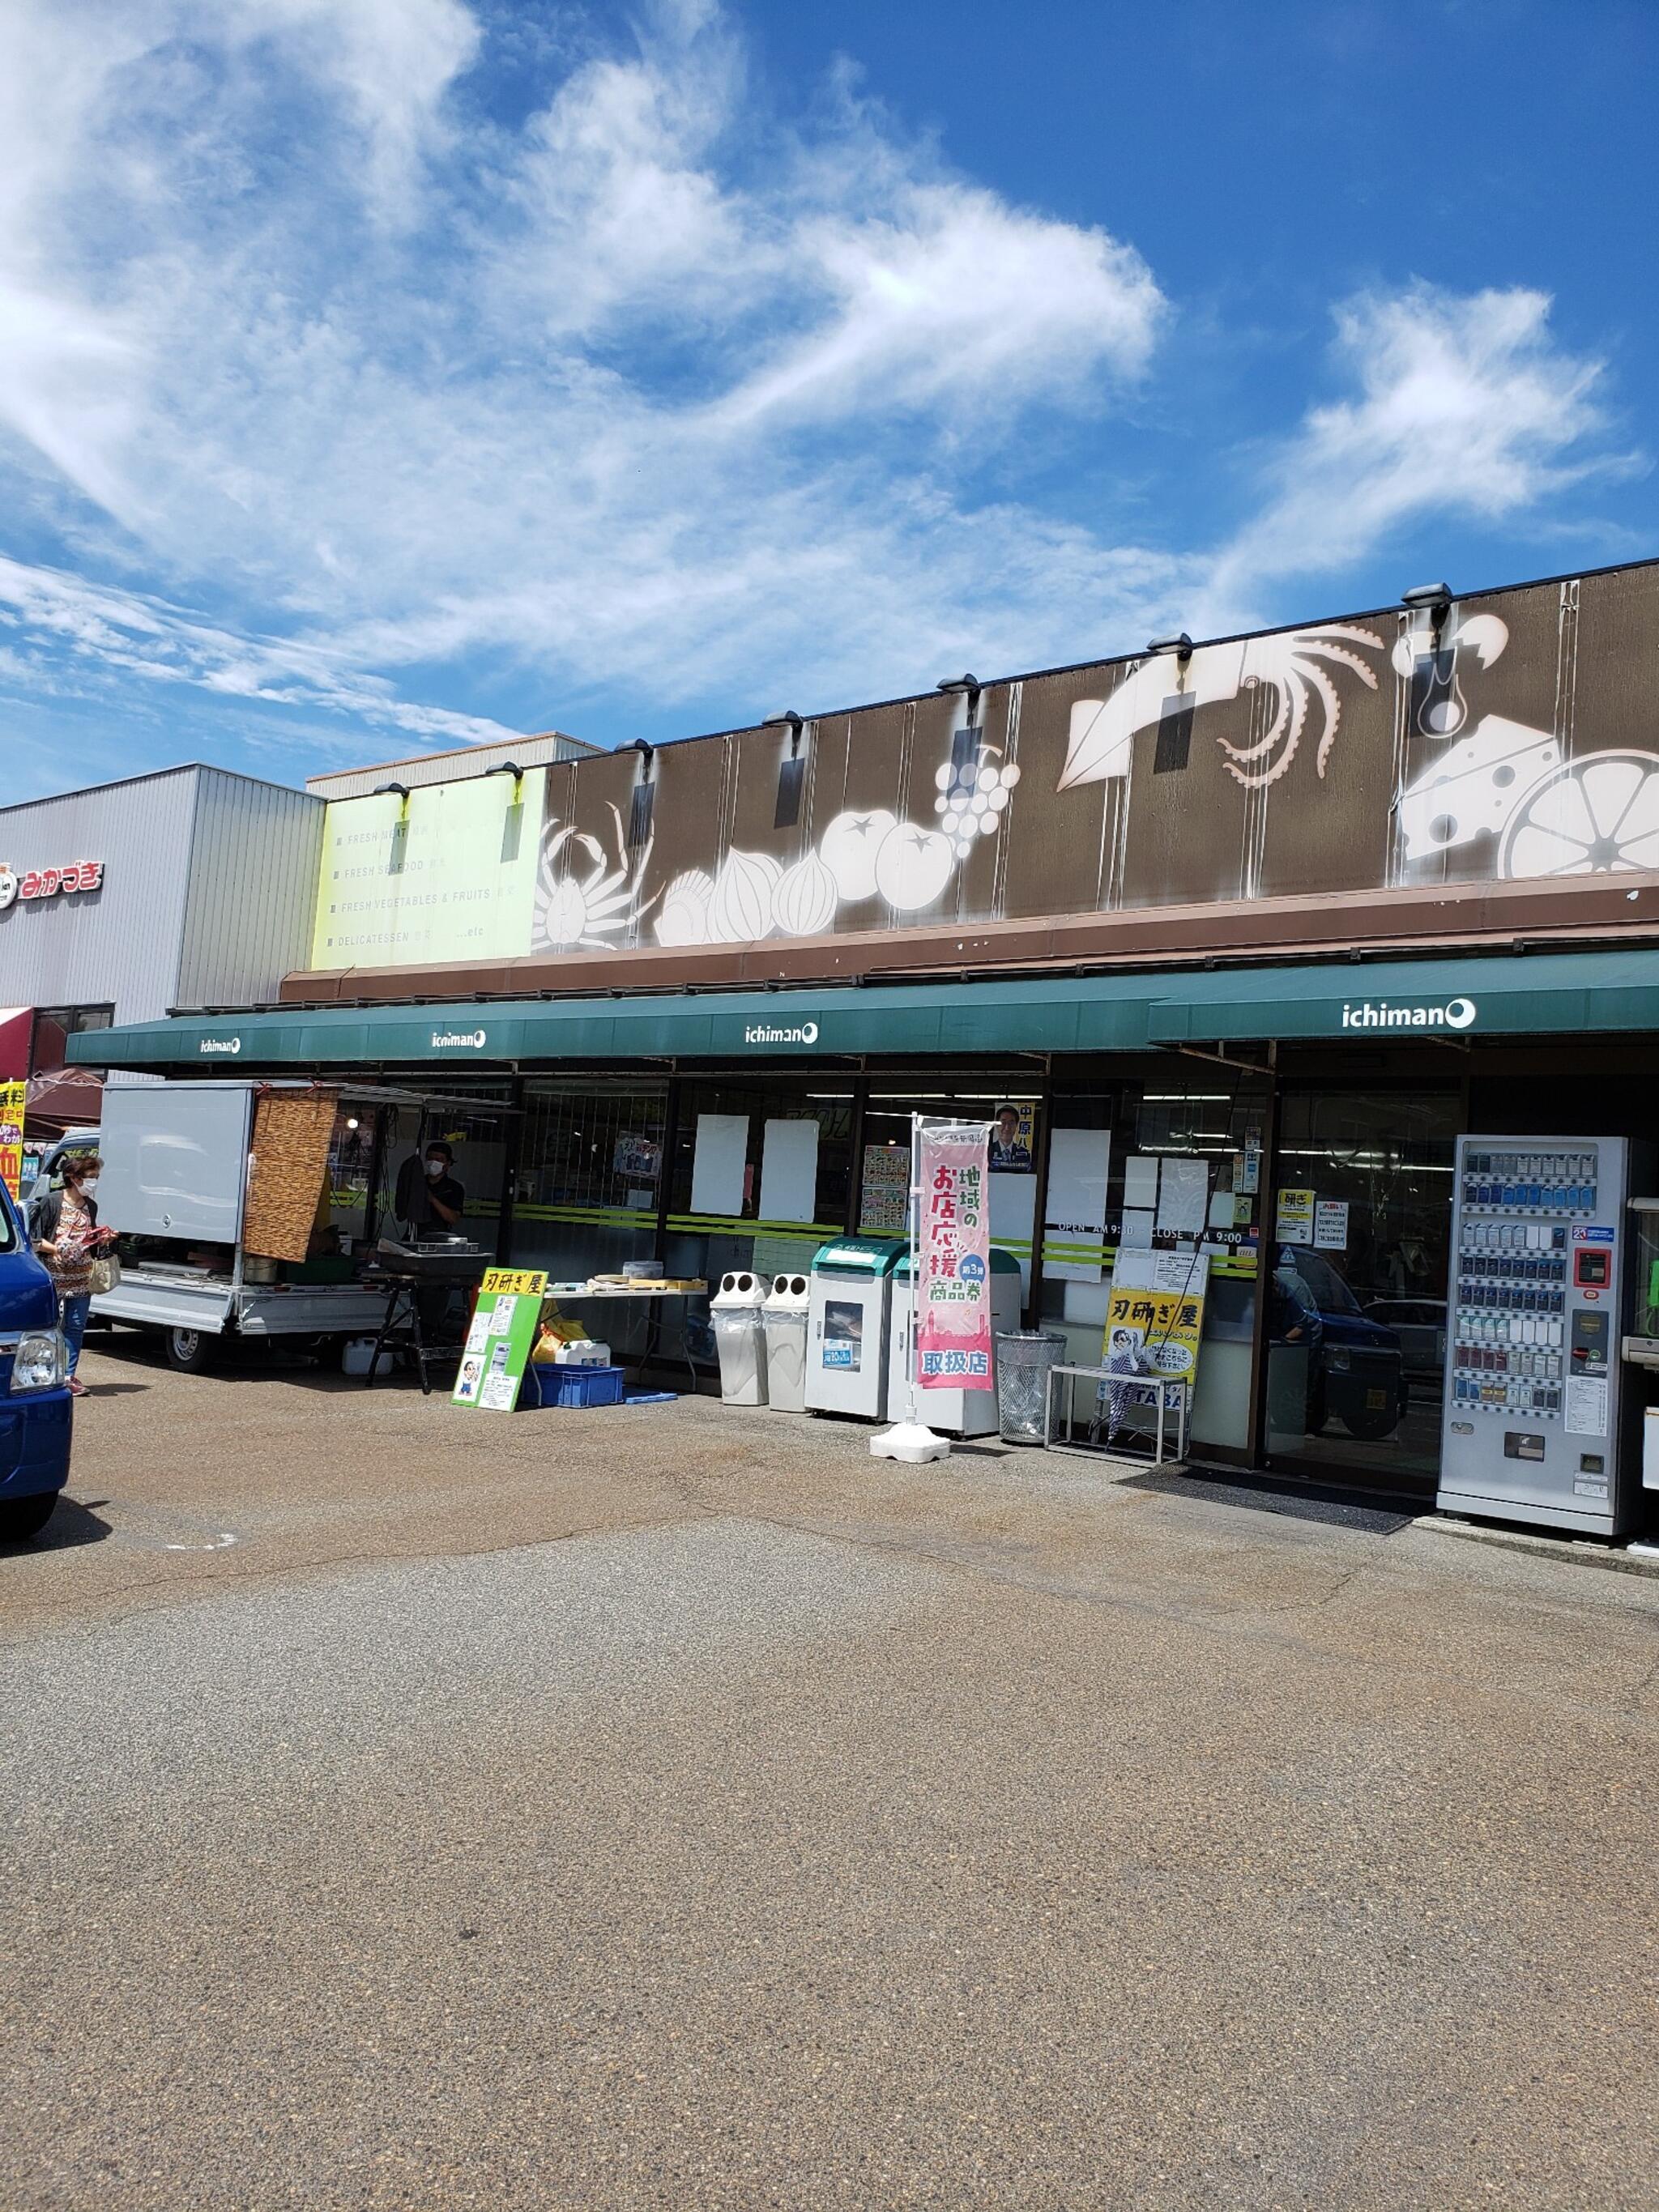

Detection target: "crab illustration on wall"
[1059, 624, 1388, 791]
[534, 806, 656, 949]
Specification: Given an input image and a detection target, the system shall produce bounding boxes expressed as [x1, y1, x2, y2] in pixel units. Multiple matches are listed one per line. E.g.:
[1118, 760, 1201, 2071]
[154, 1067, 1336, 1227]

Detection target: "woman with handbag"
[29, 1154, 115, 1397]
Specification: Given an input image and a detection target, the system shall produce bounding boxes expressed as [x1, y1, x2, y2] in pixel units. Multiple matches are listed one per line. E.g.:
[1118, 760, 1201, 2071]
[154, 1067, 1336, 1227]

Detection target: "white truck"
[88, 1081, 424, 1370]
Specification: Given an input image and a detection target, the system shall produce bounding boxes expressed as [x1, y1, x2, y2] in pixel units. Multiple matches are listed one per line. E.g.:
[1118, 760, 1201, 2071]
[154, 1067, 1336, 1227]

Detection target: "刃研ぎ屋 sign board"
[452, 1267, 548, 1413]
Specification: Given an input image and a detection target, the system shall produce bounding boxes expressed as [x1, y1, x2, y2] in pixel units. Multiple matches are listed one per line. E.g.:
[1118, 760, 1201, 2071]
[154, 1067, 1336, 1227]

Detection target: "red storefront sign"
[0, 860, 104, 908]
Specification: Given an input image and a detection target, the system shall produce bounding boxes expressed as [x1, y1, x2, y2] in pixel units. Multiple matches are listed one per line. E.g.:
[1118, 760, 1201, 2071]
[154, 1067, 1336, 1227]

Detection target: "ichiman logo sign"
[1340, 996, 1477, 1032]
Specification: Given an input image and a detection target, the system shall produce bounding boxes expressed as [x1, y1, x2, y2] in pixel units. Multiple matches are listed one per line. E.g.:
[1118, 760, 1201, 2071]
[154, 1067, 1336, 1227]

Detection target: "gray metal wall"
[0, 765, 323, 1027]
[0, 770, 200, 1023]
[176, 768, 323, 1008]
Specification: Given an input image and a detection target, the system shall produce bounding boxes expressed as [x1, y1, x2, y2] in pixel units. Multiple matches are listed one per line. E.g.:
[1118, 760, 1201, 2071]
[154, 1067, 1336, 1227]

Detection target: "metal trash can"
[996, 1329, 1067, 1443]
[711, 1269, 769, 1405]
[761, 1273, 811, 1413]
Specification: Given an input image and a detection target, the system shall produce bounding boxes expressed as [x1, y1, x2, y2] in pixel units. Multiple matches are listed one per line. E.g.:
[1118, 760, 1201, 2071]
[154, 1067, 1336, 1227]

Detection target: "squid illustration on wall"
[1058, 624, 1388, 792]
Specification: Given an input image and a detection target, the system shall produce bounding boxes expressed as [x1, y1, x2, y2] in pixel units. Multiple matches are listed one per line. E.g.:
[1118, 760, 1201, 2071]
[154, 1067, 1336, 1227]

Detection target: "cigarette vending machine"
[1437, 1136, 1636, 1536]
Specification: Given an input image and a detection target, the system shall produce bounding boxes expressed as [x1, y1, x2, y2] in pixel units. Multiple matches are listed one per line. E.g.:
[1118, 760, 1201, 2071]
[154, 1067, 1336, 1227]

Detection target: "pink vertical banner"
[916, 1119, 993, 1389]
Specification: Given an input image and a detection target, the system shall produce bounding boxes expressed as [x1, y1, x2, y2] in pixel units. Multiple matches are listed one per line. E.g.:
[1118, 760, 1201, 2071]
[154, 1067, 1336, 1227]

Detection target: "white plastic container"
[711, 1270, 769, 1404]
[551, 1339, 611, 1367]
[761, 1273, 811, 1413]
[340, 1336, 394, 1377]
[887, 1247, 1022, 1436]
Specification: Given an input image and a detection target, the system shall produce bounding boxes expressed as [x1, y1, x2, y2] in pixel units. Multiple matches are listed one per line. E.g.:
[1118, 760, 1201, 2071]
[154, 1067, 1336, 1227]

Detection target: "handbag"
[88, 1251, 122, 1295]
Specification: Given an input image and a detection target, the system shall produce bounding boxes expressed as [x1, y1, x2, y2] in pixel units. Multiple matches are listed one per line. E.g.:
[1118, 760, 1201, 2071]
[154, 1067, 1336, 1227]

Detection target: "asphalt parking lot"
[4, 1335, 1659, 2209]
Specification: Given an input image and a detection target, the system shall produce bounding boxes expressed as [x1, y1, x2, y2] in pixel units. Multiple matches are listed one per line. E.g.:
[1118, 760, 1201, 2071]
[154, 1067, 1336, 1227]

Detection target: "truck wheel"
[164, 1327, 217, 1374]
[0, 1492, 58, 1545]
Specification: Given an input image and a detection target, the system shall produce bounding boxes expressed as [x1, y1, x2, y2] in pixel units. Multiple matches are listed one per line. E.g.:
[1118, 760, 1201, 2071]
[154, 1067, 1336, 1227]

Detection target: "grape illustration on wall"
[935, 753, 1020, 858]
[650, 736, 1021, 947]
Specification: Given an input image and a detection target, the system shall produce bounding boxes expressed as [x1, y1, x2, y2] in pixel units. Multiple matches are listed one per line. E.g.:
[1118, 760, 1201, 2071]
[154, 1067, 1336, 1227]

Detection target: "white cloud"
[1201, 285, 1610, 624]
[0, 556, 518, 747]
[0, 3, 1626, 765]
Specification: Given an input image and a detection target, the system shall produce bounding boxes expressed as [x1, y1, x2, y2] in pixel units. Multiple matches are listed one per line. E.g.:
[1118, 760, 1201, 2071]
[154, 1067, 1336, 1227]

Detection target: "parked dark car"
[1278, 1247, 1407, 1442]
[1363, 1296, 1448, 1383]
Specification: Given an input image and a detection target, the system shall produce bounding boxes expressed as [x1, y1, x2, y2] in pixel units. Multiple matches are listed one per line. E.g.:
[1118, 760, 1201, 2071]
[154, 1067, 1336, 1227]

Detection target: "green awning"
[65, 945, 1659, 1073]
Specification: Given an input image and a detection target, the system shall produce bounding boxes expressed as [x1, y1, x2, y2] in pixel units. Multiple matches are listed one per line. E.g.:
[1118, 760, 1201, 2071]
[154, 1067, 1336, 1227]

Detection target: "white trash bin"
[761, 1274, 811, 1413]
[711, 1269, 769, 1404]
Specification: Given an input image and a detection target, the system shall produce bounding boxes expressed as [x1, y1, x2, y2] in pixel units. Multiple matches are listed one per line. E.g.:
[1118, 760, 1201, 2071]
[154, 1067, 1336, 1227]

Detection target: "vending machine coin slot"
[1571, 1309, 1610, 1376]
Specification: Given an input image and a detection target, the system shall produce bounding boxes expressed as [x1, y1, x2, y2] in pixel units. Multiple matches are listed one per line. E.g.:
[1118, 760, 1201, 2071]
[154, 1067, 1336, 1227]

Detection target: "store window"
[1039, 1075, 1267, 1455]
[32, 1004, 114, 1068]
[1265, 1087, 1458, 1489]
[325, 1104, 377, 1247]
[377, 1094, 510, 1248]
[514, 1077, 669, 1281]
[861, 1076, 1043, 1301]
[667, 1080, 853, 1285]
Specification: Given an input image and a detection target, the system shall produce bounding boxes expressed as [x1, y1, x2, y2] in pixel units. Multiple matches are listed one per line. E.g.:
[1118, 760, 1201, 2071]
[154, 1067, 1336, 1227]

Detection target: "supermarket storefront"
[58, 557, 1659, 1510]
[70, 947, 1659, 1498]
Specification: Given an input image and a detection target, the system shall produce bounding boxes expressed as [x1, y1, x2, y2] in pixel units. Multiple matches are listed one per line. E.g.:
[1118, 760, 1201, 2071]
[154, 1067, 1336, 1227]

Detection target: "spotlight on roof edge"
[935, 673, 979, 693]
[1146, 633, 1193, 659]
[1401, 582, 1452, 604]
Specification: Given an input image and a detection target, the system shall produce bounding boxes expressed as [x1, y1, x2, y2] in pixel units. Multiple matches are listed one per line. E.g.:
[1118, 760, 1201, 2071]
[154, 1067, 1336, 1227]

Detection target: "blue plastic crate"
[522, 1363, 625, 1409]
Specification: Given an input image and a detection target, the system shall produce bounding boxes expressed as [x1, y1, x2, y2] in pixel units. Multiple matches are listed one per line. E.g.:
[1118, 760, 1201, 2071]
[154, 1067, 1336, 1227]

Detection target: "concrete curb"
[1418, 1515, 1659, 1583]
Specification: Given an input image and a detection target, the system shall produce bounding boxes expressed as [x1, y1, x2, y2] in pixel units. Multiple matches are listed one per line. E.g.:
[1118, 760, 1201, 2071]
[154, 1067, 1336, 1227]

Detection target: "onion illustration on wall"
[650, 740, 1020, 947]
[707, 849, 780, 942]
[772, 849, 838, 936]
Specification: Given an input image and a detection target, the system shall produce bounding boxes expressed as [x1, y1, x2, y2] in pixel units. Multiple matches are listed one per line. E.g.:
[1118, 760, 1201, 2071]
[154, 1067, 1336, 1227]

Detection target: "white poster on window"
[758, 1118, 820, 1226]
[689, 1113, 748, 1217]
[1313, 1200, 1350, 1251]
[1156, 1157, 1209, 1239]
[1043, 1127, 1111, 1282]
[989, 1170, 1038, 1298]
[1124, 1154, 1160, 1211]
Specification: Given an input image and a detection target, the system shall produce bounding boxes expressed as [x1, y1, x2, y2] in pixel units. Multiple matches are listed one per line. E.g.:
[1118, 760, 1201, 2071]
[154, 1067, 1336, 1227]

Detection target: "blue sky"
[0, 0, 1652, 799]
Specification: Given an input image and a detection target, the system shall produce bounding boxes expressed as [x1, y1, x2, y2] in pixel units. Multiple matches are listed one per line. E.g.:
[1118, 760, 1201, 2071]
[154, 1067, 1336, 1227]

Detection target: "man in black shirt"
[394, 1140, 466, 1236]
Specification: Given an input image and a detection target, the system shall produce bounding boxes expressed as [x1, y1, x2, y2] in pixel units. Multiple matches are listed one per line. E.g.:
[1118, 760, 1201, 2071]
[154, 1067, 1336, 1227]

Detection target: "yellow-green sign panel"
[311, 770, 548, 970]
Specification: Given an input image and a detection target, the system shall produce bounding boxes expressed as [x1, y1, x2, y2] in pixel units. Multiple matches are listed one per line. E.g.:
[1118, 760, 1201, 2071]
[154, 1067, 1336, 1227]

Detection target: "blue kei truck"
[0, 1174, 73, 1543]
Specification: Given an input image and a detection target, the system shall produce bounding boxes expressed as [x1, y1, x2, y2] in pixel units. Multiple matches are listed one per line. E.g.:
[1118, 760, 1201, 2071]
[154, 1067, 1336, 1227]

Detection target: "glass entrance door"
[1265, 1087, 1460, 1490]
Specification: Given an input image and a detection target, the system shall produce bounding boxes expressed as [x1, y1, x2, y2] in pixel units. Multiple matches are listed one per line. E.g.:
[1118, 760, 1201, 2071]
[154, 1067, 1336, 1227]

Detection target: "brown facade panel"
[279, 870, 1659, 1009]
[996, 663, 1122, 921]
[1393, 582, 1567, 889]
[634, 733, 736, 948]
[537, 747, 642, 953]
[279, 559, 1659, 1012]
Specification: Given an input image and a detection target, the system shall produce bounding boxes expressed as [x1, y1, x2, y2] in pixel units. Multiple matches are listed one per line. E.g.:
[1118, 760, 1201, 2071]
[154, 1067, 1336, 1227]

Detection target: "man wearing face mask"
[394, 1140, 466, 1238]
